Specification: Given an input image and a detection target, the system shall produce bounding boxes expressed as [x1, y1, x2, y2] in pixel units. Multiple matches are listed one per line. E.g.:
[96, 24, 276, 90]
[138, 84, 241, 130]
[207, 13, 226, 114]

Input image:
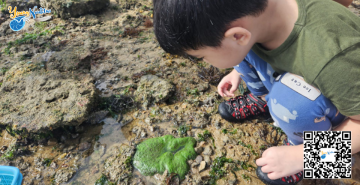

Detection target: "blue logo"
[320, 150, 334, 159]
[8, 6, 51, 31]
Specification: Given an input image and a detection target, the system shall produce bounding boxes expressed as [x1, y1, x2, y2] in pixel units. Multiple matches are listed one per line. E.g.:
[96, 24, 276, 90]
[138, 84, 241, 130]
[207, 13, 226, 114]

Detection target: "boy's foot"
[256, 138, 303, 185]
[218, 92, 268, 122]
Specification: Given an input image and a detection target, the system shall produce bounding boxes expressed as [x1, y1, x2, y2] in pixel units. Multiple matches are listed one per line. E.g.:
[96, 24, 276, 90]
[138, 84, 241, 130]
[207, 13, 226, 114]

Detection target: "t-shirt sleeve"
[312, 44, 360, 117]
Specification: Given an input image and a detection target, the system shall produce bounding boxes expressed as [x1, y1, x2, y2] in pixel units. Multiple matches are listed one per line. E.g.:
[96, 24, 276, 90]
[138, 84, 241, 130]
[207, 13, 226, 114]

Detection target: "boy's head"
[153, 0, 268, 68]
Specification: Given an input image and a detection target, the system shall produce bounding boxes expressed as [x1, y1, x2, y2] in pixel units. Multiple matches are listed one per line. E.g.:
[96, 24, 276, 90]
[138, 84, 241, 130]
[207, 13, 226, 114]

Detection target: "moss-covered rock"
[133, 135, 197, 179]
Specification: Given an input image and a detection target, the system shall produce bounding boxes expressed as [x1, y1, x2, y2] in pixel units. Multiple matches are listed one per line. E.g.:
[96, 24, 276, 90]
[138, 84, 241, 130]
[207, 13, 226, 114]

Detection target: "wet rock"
[194, 147, 203, 154]
[33, 46, 92, 72]
[197, 82, 209, 92]
[16, 158, 30, 170]
[140, 130, 147, 138]
[144, 118, 152, 125]
[5, 0, 38, 12]
[40, 0, 110, 19]
[104, 144, 134, 181]
[135, 75, 175, 106]
[214, 121, 221, 129]
[195, 155, 203, 164]
[87, 110, 109, 124]
[50, 161, 57, 169]
[47, 138, 57, 146]
[203, 146, 213, 156]
[54, 168, 76, 184]
[0, 62, 97, 132]
[199, 161, 206, 172]
[222, 135, 230, 145]
[120, 115, 133, 125]
[149, 126, 155, 132]
[99, 144, 106, 157]
[91, 164, 99, 175]
[79, 142, 91, 151]
[191, 113, 210, 128]
[204, 155, 211, 164]
[227, 172, 237, 185]
[117, 0, 140, 9]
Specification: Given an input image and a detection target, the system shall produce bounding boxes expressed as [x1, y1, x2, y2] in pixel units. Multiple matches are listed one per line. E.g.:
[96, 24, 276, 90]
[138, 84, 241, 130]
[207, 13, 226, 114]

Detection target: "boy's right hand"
[217, 69, 242, 97]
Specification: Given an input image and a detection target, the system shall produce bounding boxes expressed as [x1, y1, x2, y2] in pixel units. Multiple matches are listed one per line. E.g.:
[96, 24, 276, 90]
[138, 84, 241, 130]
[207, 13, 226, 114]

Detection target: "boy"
[153, 0, 360, 184]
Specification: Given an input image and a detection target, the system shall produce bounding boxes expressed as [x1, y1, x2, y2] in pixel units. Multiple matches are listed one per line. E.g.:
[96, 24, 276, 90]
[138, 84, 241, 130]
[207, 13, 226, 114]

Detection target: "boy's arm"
[334, 115, 360, 154]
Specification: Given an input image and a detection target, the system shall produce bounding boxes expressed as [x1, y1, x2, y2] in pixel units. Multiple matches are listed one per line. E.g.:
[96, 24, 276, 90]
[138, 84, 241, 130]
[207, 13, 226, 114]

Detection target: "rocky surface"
[135, 74, 175, 108]
[0, 61, 97, 132]
[40, 0, 110, 19]
[0, 0, 360, 185]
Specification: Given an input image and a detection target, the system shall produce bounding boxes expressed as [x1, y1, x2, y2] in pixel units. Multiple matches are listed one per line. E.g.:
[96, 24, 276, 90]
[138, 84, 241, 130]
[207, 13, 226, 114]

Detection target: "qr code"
[303, 131, 351, 179]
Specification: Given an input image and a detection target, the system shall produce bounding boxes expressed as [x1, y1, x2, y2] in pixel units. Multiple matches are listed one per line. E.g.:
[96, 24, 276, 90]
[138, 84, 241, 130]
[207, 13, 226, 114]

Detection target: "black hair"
[153, 0, 268, 56]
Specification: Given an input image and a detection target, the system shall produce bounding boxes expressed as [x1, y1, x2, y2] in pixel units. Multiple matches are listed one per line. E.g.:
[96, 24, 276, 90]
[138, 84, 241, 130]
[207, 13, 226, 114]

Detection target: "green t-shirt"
[252, 0, 360, 116]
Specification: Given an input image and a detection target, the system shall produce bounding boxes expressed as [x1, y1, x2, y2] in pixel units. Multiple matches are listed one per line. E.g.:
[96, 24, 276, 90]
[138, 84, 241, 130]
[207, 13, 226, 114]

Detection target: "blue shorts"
[233, 50, 346, 145]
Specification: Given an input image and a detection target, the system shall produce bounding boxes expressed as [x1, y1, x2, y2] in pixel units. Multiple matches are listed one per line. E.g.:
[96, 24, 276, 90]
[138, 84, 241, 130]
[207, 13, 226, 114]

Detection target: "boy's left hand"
[256, 145, 304, 179]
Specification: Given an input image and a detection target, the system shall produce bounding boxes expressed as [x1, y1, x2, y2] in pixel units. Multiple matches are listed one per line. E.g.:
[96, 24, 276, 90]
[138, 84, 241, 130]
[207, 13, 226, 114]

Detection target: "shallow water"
[65, 117, 129, 185]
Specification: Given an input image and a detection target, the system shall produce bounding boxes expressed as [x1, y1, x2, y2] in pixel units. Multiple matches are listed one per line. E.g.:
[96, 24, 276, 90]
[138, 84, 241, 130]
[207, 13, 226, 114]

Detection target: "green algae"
[133, 135, 197, 179]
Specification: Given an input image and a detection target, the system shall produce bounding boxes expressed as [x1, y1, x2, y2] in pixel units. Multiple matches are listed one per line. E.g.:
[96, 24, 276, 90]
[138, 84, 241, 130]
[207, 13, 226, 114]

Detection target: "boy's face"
[186, 36, 252, 69]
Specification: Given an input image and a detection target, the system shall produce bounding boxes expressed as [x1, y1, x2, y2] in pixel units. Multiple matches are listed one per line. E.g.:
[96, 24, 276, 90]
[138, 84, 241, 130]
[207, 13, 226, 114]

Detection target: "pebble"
[204, 155, 211, 164]
[194, 147, 203, 154]
[203, 146, 213, 156]
[145, 118, 152, 125]
[140, 131, 147, 138]
[50, 162, 57, 169]
[195, 155, 203, 164]
[58, 153, 67, 160]
[79, 142, 91, 151]
[99, 144, 106, 157]
[198, 161, 206, 172]
[199, 141, 206, 147]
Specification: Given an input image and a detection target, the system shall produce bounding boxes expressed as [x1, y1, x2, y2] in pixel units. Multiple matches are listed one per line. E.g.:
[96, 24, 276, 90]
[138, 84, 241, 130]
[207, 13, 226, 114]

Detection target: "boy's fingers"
[261, 165, 272, 174]
[256, 157, 267, 167]
[229, 83, 237, 95]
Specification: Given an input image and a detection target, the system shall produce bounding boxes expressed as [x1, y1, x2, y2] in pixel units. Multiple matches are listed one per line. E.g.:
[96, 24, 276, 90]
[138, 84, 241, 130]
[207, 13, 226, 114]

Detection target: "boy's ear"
[224, 27, 251, 46]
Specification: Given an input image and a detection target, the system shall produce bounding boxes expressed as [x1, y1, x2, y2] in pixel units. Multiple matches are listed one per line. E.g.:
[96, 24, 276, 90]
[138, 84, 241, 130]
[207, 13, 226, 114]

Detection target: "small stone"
[195, 155, 203, 164]
[203, 146, 213, 156]
[50, 162, 57, 169]
[198, 161, 206, 172]
[47, 138, 57, 146]
[214, 121, 221, 129]
[60, 135, 67, 143]
[58, 153, 67, 160]
[91, 164, 99, 175]
[222, 135, 230, 145]
[140, 131, 147, 138]
[79, 142, 91, 151]
[227, 172, 237, 185]
[204, 156, 211, 164]
[145, 118, 152, 125]
[149, 126, 155, 132]
[191, 162, 199, 168]
[99, 144, 106, 157]
[194, 147, 203, 154]
[199, 141, 206, 147]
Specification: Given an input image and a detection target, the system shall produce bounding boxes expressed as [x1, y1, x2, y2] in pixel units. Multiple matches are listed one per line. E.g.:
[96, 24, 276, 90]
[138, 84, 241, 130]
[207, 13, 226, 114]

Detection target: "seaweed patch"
[133, 135, 197, 179]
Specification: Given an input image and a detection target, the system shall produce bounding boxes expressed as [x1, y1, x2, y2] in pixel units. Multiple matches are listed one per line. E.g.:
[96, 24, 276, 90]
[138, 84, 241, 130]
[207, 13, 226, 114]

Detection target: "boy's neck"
[251, 0, 299, 50]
